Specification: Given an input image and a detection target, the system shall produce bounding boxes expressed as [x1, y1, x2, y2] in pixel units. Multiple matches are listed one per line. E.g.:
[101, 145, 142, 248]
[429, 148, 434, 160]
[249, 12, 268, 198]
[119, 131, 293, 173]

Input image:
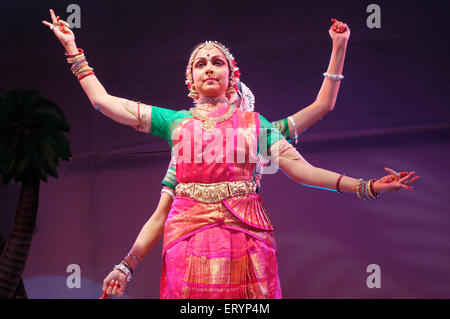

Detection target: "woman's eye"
[195, 60, 224, 67]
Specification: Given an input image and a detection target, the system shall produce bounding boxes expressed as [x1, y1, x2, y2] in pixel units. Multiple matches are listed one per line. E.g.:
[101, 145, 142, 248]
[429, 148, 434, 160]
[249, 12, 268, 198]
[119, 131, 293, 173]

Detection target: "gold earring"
[188, 85, 199, 99]
[226, 80, 237, 97]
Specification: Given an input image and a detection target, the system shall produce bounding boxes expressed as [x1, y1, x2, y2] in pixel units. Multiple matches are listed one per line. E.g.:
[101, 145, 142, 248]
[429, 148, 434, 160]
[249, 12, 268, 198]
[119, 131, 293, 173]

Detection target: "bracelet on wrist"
[65, 48, 84, 58]
[336, 174, 345, 194]
[323, 72, 344, 81]
[368, 179, 379, 198]
[114, 263, 132, 282]
[121, 259, 133, 274]
[161, 188, 175, 199]
[65, 48, 95, 81]
[355, 178, 379, 201]
[123, 254, 141, 271]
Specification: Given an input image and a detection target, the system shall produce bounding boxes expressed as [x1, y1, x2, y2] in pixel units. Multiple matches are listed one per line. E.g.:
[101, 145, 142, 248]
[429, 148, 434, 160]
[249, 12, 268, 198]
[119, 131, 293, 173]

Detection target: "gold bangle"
[74, 65, 91, 73]
[74, 66, 93, 76]
[67, 54, 86, 64]
[355, 178, 363, 199]
[74, 66, 90, 75]
[76, 70, 94, 80]
[367, 180, 377, 199]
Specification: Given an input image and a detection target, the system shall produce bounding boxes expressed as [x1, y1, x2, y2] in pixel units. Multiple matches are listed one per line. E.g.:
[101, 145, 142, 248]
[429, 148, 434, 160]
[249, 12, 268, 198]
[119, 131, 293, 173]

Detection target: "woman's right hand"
[42, 9, 76, 49]
[101, 269, 127, 298]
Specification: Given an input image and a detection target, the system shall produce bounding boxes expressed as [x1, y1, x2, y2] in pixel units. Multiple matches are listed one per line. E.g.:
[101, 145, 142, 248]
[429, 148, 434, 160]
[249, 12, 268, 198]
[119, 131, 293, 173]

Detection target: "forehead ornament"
[203, 41, 215, 50]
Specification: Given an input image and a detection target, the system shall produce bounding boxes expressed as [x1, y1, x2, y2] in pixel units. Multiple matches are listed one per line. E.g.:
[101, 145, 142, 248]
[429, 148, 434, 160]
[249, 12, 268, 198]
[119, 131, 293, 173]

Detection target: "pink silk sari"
[160, 108, 282, 299]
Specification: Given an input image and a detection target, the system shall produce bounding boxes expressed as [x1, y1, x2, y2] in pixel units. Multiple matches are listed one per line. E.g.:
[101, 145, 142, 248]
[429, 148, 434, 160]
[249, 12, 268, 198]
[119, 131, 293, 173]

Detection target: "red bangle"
[369, 179, 378, 197]
[77, 71, 94, 81]
[336, 174, 345, 194]
[65, 48, 84, 58]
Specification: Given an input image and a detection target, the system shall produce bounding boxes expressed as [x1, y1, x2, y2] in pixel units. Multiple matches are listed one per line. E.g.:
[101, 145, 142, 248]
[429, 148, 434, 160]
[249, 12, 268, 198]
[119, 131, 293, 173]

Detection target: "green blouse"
[151, 105, 292, 190]
[150, 106, 290, 149]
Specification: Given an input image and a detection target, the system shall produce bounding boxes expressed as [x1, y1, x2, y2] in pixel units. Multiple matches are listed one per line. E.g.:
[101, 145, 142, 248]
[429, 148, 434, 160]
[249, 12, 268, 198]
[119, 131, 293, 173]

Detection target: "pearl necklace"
[190, 104, 236, 131]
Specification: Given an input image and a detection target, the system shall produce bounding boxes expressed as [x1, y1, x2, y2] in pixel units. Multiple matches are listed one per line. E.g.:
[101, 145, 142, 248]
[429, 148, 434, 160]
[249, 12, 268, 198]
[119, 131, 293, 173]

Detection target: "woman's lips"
[204, 78, 217, 82]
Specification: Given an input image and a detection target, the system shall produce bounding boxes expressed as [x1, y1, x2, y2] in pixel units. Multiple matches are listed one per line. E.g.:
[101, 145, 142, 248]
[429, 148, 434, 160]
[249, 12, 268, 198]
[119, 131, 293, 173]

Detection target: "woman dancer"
[101, 18, 352, 298]
[43, 10, 418, 298]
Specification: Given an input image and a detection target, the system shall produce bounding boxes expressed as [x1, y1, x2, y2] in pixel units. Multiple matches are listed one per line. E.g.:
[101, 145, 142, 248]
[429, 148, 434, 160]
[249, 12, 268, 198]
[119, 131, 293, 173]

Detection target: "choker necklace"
[190, 104, 236, 131]
[195, 97, 229, 105]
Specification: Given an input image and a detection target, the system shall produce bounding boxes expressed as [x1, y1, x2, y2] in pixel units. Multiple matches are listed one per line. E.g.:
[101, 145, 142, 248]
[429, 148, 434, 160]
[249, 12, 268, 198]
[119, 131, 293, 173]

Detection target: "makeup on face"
[192, 47, 230, 97]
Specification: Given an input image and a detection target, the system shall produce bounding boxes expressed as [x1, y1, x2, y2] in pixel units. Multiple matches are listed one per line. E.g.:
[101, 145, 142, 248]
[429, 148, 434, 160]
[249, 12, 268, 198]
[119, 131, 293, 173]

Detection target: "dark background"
[0, 0, 448, 298]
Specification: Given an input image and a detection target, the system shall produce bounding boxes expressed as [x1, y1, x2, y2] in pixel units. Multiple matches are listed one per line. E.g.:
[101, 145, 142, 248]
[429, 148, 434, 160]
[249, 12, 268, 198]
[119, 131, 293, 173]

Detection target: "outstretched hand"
[329, 18, 350, 46]
[373, 167, 419, 193]
[42, 9, 75, 48]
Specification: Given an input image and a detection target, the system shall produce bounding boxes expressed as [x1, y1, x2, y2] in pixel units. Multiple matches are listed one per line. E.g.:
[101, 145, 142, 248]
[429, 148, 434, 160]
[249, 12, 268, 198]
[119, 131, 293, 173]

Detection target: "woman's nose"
[206, 60, 215, 71]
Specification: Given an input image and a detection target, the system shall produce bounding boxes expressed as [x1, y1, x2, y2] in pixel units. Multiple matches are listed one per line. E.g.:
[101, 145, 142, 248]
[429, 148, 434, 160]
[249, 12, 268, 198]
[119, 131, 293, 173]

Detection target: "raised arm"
[42, 9, 142, 129]
[287, 19, 350, 140]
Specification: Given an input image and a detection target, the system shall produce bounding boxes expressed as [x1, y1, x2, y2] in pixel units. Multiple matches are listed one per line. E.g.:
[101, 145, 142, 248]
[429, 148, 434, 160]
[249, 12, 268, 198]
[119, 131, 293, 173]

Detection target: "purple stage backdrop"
[0, 0, 449, 298]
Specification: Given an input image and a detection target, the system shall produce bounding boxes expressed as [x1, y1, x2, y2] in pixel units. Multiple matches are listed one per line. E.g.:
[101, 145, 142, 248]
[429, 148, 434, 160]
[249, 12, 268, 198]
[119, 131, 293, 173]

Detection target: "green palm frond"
[0, 89, 72, 184]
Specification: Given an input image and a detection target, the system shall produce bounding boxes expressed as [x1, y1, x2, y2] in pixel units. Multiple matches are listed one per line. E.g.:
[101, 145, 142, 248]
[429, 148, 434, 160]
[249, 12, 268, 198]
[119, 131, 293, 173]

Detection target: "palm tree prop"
[0, 89, 71, 298]
[0, 234, 27, 298]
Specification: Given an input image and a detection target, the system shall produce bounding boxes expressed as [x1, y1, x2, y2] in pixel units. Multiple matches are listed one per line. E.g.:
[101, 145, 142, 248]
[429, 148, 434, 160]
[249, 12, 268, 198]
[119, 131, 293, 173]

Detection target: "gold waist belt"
[175, 180, 257, 203]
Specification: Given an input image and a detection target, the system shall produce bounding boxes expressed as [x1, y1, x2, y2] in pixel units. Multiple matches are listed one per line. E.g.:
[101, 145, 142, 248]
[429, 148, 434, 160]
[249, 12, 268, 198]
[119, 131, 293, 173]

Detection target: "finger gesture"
[101, 269, 127, 298]
[42, 9, 75, 47]
[329, 18, 350, 45]
[373, 167, 420, 193]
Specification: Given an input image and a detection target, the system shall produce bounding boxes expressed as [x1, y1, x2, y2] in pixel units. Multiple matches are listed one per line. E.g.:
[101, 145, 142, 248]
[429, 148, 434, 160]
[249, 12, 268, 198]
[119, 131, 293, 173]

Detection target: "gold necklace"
[196, 104, 219, 112]
[190, 104, 236, 131]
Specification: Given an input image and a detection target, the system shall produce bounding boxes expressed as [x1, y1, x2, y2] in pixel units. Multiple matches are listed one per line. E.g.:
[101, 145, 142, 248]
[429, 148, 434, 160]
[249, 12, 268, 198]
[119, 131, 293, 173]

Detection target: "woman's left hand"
[329, 18, 350, 46]
[373, 167, 420, 193]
